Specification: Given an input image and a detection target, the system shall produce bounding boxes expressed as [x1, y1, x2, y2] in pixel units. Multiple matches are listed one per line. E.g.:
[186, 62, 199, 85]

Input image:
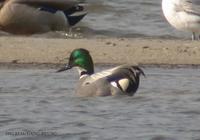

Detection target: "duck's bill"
[56, 66, 72, 73]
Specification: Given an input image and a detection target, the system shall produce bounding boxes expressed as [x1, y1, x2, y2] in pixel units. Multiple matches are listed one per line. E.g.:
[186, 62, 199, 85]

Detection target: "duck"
[0, 0, 87, 34]
[57, 48, 145, 97]
[162, 0, 200, 40]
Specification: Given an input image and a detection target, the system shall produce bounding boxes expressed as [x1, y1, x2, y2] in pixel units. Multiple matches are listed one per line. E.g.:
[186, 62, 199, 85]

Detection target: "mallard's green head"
[57, 48, 94, 75]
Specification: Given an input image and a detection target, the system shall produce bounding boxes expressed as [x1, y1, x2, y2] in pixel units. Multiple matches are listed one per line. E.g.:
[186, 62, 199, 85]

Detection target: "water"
[82, 0, 182, 38]
[0, 66, 200, 140]
[0, 0, 190, 38]
[77, 0, 191, 38]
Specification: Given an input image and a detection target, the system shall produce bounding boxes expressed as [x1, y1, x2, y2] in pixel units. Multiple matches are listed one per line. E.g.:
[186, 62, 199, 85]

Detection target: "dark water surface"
[0, 66, 200, 140]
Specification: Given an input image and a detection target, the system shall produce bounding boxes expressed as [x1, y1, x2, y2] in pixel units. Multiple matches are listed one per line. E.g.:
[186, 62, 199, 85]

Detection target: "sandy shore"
[0, 36, 200, 68]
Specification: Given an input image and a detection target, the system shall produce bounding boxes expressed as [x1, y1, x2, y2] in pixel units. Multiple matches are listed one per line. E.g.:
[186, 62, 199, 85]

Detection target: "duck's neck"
[76, 67, 94, 79]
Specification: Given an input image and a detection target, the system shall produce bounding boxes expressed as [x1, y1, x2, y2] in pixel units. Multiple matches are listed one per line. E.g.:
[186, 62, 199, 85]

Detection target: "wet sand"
[0, 36, 200, 68]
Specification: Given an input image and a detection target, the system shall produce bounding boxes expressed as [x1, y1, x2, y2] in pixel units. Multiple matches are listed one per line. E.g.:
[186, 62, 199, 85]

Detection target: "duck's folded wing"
[181, 0, 200, 16]
[106, 65, 145, 95]
[13, 0, 80, 10]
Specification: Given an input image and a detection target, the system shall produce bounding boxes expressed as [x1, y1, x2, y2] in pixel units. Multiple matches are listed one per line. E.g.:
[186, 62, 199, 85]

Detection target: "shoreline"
[0, 62, 200, 70]
[2, 61, 200, 69]
[0, 36, 200, 69]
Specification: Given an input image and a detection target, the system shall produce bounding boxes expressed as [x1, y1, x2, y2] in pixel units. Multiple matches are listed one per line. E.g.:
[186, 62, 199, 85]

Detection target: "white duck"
[162, 0, 200, 40]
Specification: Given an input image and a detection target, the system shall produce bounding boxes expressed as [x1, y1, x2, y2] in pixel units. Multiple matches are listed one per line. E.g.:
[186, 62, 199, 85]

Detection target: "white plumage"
[162, 0, 200, 40]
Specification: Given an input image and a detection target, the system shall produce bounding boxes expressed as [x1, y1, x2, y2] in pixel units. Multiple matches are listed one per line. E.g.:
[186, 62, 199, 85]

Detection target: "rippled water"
[0, 66, 200, 140]
[83, 0, 177, 38]
[78, 0, 190, 38]
[0, 0, 191, 38]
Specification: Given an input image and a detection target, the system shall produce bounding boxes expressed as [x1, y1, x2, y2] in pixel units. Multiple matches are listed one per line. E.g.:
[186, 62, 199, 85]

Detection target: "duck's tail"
[64, 5, 87, 26]
[107, 65, 145, 96]
[39, 4, 87, 27]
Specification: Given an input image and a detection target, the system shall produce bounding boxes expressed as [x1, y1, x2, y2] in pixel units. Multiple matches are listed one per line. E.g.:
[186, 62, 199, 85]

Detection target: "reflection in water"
[0, 66, 200, 140]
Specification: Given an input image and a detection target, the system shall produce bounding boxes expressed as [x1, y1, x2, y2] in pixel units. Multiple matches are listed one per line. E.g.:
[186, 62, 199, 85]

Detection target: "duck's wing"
[180, 0, 200, 15]
[106, 65, 145, 96]
[13, 0, 81, 10]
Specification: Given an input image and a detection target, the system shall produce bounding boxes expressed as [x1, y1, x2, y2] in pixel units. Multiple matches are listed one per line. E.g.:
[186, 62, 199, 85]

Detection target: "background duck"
[57, 48, 145, 97]
[0, 0, 87, 34]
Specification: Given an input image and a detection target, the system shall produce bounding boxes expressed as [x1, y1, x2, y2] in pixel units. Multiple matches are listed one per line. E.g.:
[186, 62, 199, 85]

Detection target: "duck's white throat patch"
[76, 67, 88, 79]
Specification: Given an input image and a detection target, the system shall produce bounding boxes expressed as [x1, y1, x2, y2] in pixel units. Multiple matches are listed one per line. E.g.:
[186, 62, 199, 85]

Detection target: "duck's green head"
[57, 48, 94, 75]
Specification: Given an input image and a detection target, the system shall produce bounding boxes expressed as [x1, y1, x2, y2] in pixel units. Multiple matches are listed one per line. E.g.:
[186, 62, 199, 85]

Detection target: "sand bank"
[0, 36, 200, 68]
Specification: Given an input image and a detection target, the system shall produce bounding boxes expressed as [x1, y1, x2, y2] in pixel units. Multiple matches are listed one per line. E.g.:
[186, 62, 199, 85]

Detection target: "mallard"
[0, 0, 87, 34]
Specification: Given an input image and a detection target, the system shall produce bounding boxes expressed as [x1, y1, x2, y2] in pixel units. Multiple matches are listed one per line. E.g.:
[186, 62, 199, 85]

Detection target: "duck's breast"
[76, 77, 113, 97]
